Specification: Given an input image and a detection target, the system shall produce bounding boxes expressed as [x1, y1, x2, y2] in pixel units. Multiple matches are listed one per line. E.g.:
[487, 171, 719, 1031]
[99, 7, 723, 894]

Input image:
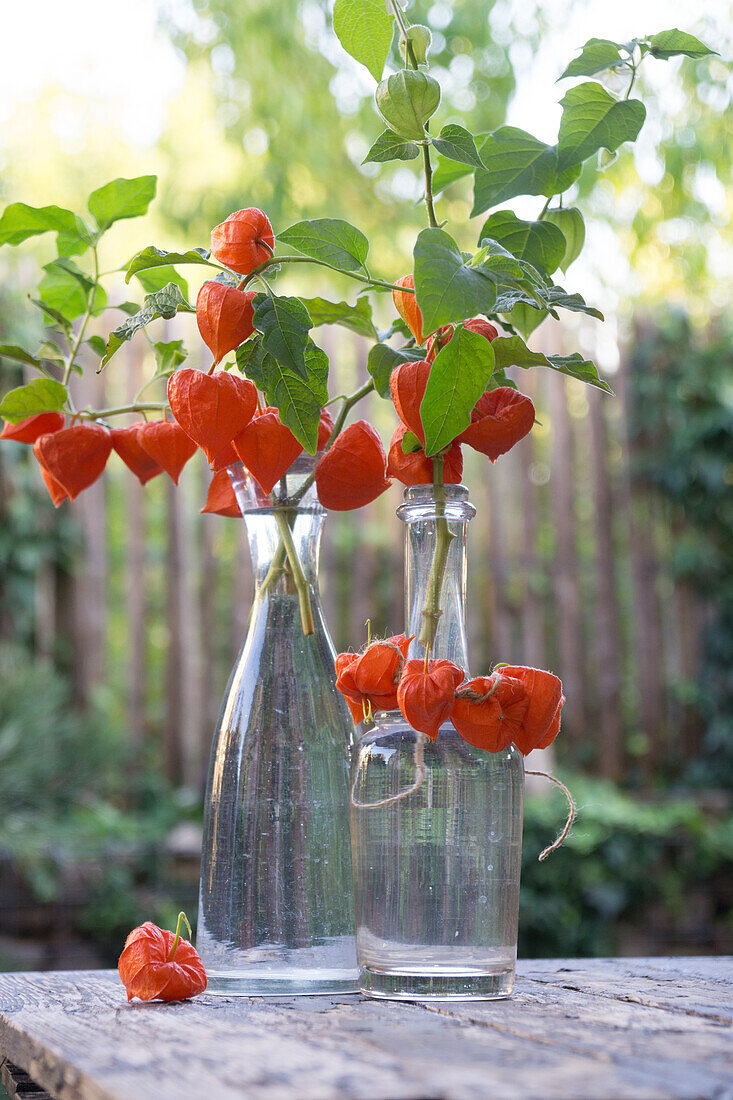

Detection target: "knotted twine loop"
[454, 670, 501, 704]
[524, 770, 577, 861]
[350, 733, 426, 809]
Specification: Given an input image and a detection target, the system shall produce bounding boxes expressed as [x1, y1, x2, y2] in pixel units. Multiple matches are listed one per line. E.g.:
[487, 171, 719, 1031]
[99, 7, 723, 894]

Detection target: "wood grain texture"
[0, 959, 730, 1100]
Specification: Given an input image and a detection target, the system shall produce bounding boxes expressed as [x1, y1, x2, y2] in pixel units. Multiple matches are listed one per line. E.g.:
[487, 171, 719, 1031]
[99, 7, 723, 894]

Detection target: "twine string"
[350, 734, 427, 809]
[524, 769, 577, 861]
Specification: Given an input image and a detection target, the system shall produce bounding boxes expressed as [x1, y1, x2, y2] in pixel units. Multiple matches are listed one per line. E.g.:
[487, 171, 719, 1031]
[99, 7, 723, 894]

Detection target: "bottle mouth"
[397, 483, 476, 523]
[228, 453, 324, 514]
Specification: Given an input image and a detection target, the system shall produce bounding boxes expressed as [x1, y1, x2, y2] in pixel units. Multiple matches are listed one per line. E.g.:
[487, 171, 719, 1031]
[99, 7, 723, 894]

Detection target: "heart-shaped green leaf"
[420, 327, 495, 456]
[648, 29, 715, 60]
[253, 293, 313, 380]
[278, 218, 369, 272]
[472, 127, 581, 216]
[557, 82, 646, 171]
[559, 38, 625, 80]
[479, 211, 567, 274]
[367, 343, 426, 398]
[333, 0, 394, 81]
[237, 337, 327, 453]
[299, 296, 378, 340]
[543, 207, 586, 272]
[125, 245, 213, 283]
[363, 129, 420, 164]
[88, 176, 157, 232]
[413, 227, 496, 335]
[432, 125, 485, 169]
[0, 378, 68, 423]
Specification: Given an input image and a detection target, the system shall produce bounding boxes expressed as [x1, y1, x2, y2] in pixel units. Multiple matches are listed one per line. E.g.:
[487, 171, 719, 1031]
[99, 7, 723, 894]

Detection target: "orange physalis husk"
[458, 387, 535, 461]
[201, 469, 242, 518]
[500, 665, 564, 754]
[209, 441, 239, 471]
[233, 407, 303, 495]
[450, 673, 529, 753]
[317, 407, 335, 451]
[39, 465, 69, 506]
[210, 208, 275, 276]
[335, 634, 413, 722]
[397, 658, 465, 740]
[387, 423, 463, 487]
[1, 412, 65, 444]
[392, 274, 424, 344]
[196, 283, 256, 365]
[118, 919, 207, 1003]
[314, 420, 391, 511]
[34, 423, 112, 503]
[138, 420, 197, 485]
[426, 317, 499, 362]
[389, 359, 431, 445]
[111, 425, 164, 485]
[167, 368, 257, 464]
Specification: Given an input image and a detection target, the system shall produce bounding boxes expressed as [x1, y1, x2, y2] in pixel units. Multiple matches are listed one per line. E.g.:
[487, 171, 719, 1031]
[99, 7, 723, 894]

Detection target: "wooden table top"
[0, 957, 731, 1099]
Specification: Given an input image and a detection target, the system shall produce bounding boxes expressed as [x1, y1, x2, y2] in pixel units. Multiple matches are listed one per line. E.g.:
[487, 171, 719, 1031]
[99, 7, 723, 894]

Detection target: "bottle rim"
[396, 482, 476, 523]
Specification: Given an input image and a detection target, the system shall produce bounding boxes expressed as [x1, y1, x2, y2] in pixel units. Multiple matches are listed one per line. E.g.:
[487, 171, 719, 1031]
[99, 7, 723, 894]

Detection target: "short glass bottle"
[350, 484, 524, 1000]
[197, 455, 358, 995]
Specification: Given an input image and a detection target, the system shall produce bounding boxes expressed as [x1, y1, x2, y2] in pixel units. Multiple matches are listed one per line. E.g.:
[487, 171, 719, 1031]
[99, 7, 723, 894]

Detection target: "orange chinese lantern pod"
[137, 420, 197, 484]
[392, 274, 424, 344]
[1, 412, 65, 444]
[426, 317, 499, 362]
[232, 407, 303, 496]
[34, 423, 112, 503]
[336, 634, 413, 722]
[196, 283, 256, 365]
[387, 423, 463, 486]
[500, 665, 564, 754]
[314, 420, 391, 510]
[201, 469, 242, 518]
[118, 914, 207, 1003]
[458, 387, 535, 461]
[389, 359, 431, 445]
[210, 208, 275, 276]
[450, 673, 529, 753]
[167, 368, 258, 464]
[111, 425, 164, 485]
[396, 658, 465, 740]
[39, 465, 69, 506]
[317, 407, 335, 451]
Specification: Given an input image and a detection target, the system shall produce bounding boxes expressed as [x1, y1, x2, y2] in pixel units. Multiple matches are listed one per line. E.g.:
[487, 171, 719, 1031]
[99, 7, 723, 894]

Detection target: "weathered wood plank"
[0, 961, 730, 1100]
[1, 1057, 53, 1099]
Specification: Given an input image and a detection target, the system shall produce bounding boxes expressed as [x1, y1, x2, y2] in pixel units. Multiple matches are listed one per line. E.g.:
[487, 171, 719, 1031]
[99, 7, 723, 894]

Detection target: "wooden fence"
[5, 330, 710, 790]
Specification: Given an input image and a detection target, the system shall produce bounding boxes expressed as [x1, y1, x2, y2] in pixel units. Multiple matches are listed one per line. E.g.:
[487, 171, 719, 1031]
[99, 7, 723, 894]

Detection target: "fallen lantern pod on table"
[350, 484, 525, 1000]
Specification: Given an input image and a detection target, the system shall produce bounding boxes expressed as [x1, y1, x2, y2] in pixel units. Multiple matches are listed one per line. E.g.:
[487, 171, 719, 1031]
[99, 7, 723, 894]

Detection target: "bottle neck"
[398, 485, 475, 670]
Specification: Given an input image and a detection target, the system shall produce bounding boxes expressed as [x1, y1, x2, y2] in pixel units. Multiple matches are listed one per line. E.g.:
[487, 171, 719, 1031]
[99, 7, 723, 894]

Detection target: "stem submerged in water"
[418, 455, 455, 650]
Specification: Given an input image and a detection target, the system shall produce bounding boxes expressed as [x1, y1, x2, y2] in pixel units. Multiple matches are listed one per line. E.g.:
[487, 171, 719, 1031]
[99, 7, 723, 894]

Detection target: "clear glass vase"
[197, 455, 358, 995]
[351, 484, 524, 1000]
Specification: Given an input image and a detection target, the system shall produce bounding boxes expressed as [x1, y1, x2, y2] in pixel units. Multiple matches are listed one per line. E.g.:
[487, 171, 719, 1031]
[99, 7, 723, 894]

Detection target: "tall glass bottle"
[351, 484, 524, 1000]
[197, 455, 358, 995]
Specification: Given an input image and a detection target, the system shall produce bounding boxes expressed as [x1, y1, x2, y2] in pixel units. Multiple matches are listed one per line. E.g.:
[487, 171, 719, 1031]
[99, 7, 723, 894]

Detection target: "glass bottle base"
[203, 968, 360, 997]
[358, 965, 515, 1001]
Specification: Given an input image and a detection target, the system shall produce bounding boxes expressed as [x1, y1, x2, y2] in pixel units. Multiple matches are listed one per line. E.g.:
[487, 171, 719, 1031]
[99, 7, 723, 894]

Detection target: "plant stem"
[421, 138, 439, 228]
[418, 454, 455, 649]
[274, 508, 314, 636]
[77, 402, 168, 420]
[238, 255, 415, 295]
[62, 243, 100, 397]
[167, 911, 192, 960]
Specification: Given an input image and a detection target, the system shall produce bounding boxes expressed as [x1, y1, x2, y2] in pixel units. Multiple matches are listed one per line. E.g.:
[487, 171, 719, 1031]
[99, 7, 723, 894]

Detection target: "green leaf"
[85, 336, 107, 357]
[375, 70, 441, 141]
[0, 203, 91, 255]
[39, 261, 106, 321]
[253, 293, 313, 380]
[299, 296, 378, 340]
[472, 128, 581, 216]
[557, 82, 646, 171]
[277, 218, 369, 272]
[543, 285, 604, 321]
[0, 378, 68, 423]
[543, 207, 586, 272]
[559, 38, 625, 79]
[88, 176, 157, 232]
[125, 245, 212, 283]
[0, 345, 44, 370]
[490, 334, 613, 393]
[469, 239, 547, 290]
[431, 125, 484, 169]
[494, 287, 548, 314]
[152, 339, 188, 375]
[134, 264, 189, 299]
[648, 29, 715, 60]
[420, 327, 495, 456]
[432, 157, 474, 195]
[363, 129, 420, 164]
[366, 343, 425, 398]
[31, 299, 73, 332]
[401, 430, 422, 454]
[501, 301, 546, 338]
[101, 283, 194, 367]
[413, 227, 496, 335]
[236, 337, 328, 453]
[333, 0, 394, 81]
[478, 211, 567, 274]
[115, 302, 141, 316]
